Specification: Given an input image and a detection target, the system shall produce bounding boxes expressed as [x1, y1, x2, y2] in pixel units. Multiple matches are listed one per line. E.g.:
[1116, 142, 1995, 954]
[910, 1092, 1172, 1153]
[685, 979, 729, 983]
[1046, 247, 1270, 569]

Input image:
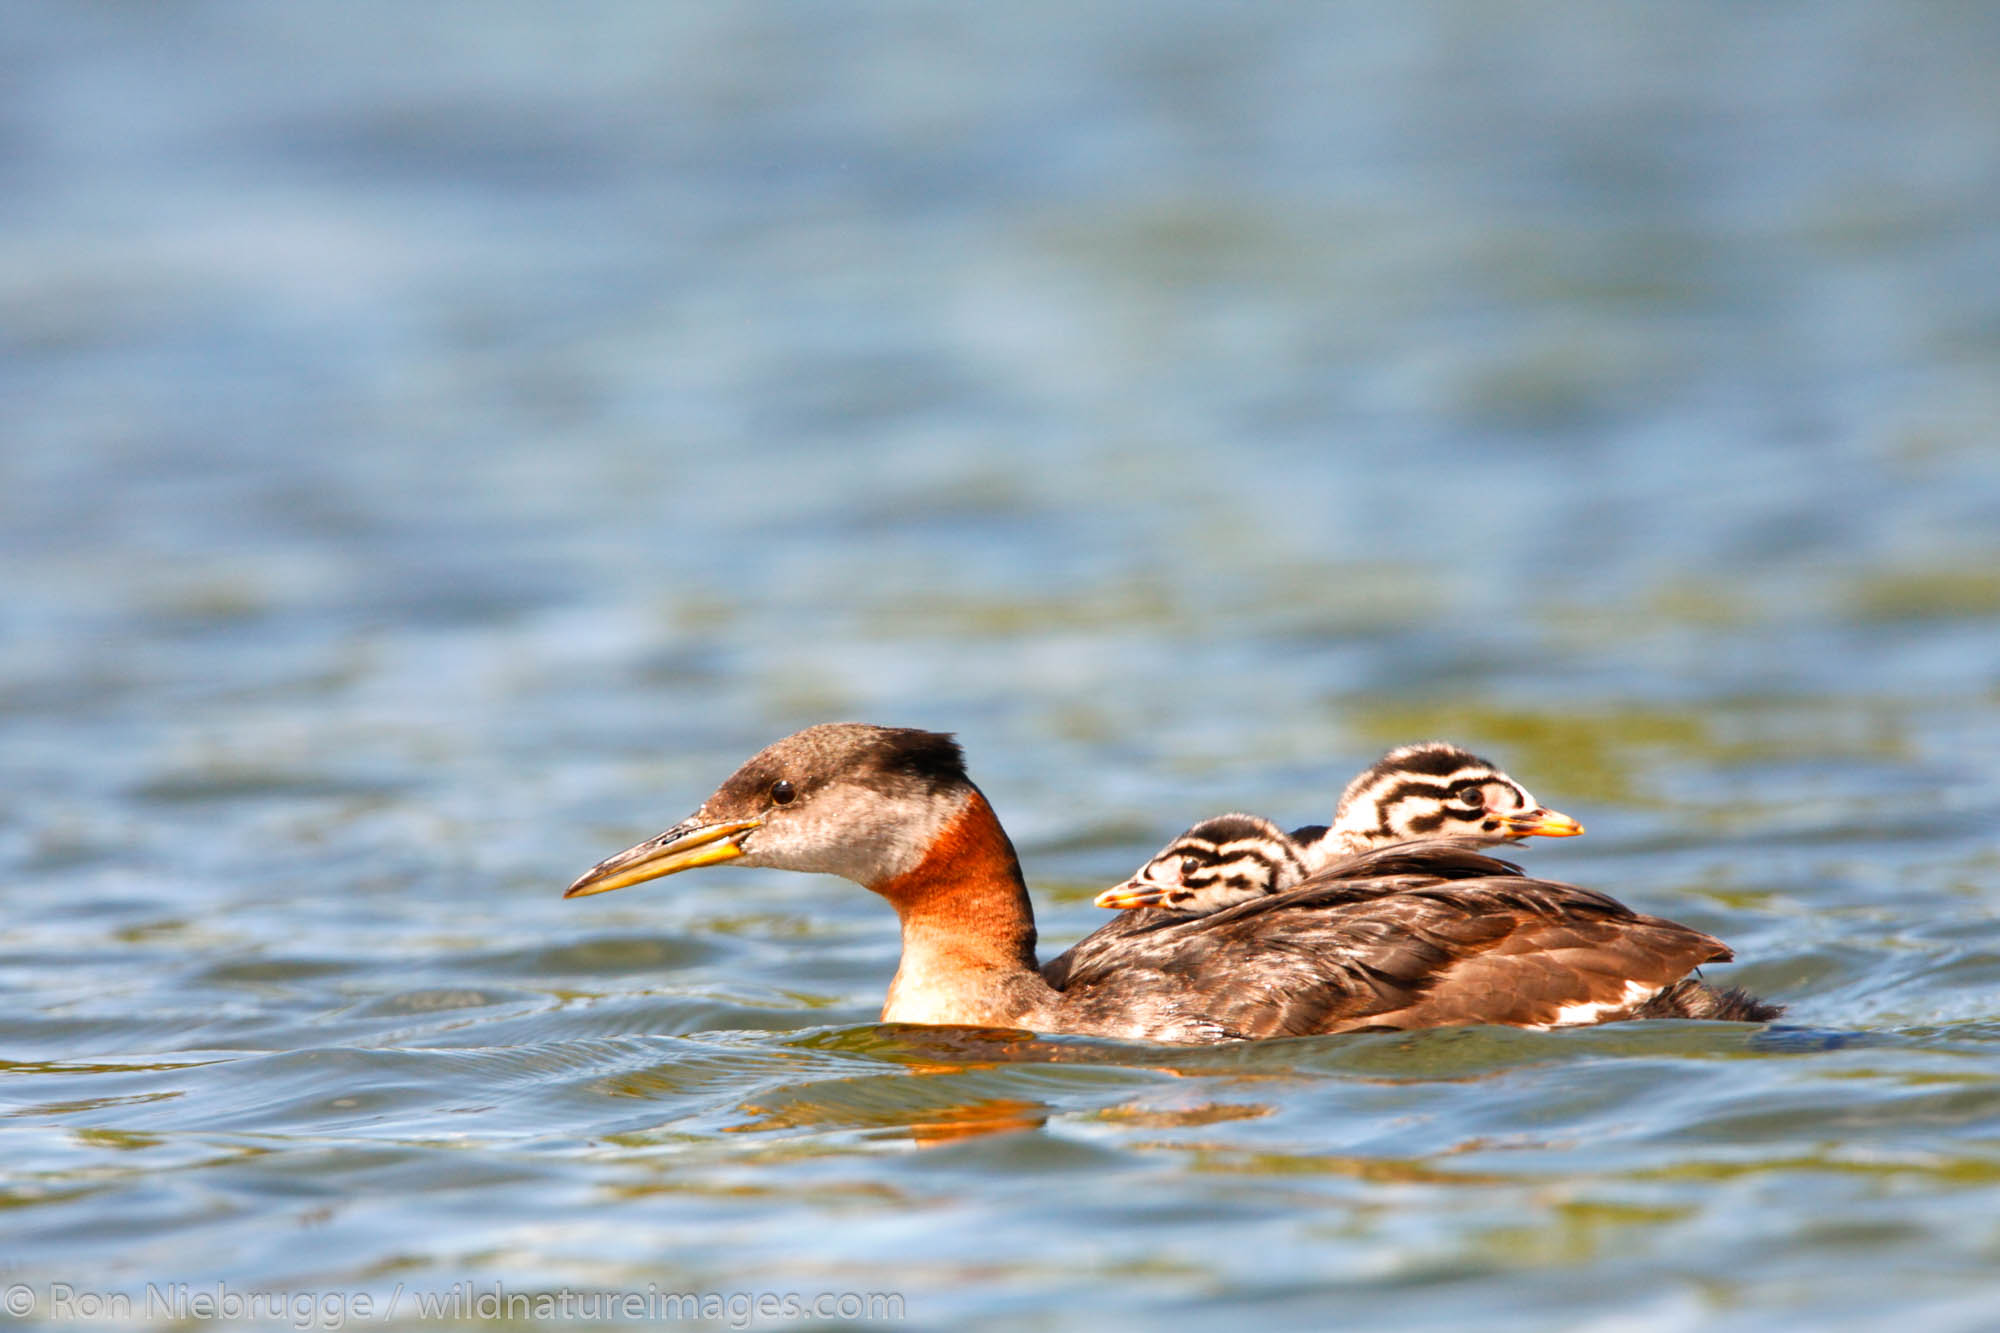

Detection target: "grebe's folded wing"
[1045, 840, 1731, 1039]
[1045, 837, 1522, 989]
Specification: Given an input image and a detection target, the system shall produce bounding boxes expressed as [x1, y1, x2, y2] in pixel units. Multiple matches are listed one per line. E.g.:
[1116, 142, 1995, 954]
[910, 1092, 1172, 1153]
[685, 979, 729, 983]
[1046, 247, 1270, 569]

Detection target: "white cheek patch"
[738, 786, 967, 887]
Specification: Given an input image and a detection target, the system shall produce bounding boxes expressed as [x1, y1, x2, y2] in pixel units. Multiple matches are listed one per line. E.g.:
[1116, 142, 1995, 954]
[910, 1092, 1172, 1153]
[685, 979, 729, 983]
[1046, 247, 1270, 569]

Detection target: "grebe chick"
[1094, 812, 1308, 913]
[1297, 741, 1582, 871]
[565, 724, 1780, 1043]
[1096, 743, 1580, 913]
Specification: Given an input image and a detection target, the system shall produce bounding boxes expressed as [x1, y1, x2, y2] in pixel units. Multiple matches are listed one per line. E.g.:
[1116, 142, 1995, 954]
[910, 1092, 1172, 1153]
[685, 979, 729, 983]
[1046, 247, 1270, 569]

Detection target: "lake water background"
[6, 3, 2000, 1329]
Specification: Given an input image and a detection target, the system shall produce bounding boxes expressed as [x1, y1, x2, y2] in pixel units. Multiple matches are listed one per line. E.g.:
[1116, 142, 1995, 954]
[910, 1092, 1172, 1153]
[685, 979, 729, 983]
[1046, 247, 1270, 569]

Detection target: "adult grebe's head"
[564, 723, 976, 898]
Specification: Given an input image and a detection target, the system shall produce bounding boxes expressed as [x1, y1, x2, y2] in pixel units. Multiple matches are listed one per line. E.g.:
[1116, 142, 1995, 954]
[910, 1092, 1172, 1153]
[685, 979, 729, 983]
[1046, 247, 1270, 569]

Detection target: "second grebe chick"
[1096, 742, 1581, 913]
[1298, 741, 1582, 870]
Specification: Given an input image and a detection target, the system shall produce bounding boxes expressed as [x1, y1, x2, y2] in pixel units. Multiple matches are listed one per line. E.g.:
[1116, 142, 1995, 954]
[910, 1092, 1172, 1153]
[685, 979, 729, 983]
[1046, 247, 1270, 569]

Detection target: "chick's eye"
[770, 779, 796, 805]
[1459, 787, 1486, 810]
[1179, 856, 1201, 880]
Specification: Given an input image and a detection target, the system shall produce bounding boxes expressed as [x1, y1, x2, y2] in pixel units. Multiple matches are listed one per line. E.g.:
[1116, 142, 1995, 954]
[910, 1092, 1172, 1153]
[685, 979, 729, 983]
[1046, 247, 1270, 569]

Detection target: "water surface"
[5, 4, 2000, 1329]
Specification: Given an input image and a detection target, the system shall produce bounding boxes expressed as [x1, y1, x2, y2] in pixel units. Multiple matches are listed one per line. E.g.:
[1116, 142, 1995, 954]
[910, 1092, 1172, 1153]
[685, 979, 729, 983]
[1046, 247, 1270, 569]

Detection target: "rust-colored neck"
[875, 787, 1045, 1026]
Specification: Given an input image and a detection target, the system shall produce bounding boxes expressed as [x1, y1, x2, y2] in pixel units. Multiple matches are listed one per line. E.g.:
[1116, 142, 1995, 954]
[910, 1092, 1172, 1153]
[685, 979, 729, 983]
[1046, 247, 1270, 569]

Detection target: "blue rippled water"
[6, 3, 2000, 1329]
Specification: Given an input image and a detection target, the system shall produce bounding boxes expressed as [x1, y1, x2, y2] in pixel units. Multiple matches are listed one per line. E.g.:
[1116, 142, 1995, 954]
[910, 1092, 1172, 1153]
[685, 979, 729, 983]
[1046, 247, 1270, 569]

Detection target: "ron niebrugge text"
[3, 1282, 906, 1327]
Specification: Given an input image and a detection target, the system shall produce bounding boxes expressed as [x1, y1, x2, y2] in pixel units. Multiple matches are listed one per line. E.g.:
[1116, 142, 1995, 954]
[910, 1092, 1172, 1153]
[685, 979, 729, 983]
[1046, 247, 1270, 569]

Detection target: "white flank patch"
[1543, 979, 1661, 1029]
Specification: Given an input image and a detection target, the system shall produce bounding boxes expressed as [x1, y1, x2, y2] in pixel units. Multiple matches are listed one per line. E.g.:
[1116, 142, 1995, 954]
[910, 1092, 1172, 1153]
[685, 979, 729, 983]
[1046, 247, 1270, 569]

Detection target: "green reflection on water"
[1849, 567, 2000, 622]
[1473, 1198, 1697, 1267]
[1336, 700, 1704, 803]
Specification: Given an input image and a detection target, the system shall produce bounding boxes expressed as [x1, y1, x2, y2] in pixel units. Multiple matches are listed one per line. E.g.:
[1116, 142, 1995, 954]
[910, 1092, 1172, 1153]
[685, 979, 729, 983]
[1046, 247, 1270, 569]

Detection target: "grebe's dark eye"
[1179, 855, 1201, 880]
[1459, 786, 1486, 810]
[770, 779, 796, 805]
